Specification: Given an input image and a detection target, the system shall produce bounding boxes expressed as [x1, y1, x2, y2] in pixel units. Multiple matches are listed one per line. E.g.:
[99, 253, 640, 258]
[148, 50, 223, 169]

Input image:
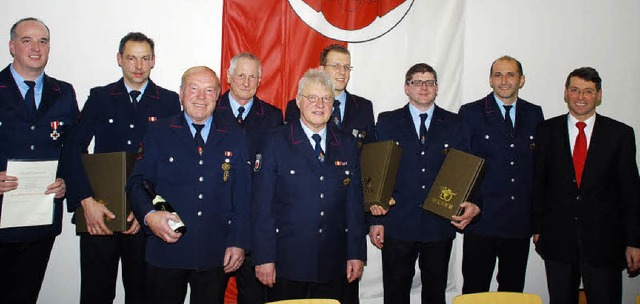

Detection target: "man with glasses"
[533, 67, 640, 303]
[214, 52, 283, 304]
[253, 69, 367, 302]
[368, 63, 479, 304]
[457, 56, 544, 294]
[285, 44, 375, 148]
[0, 17, 78, 304]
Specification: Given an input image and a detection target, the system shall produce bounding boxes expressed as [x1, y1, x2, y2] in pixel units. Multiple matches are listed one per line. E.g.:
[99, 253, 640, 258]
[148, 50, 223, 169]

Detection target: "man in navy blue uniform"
[458, 56, 544, 293]
[0, 17, 79, 304]
[285, 44, 375, 148]
[215, 52, 283, 304]
[533, 67, 640, 304]
[63, 32, 180, 304]
[368, 63, 479, 304]
[127, 66, 252, 304]
[285, 43, 374, 304]
[253, 69, 367, 301]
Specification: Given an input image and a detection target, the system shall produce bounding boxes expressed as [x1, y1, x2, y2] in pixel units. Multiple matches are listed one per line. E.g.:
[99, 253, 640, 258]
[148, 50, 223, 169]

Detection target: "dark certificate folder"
[75, 152, 136, 233]
[360, 141, 402, 211]
[423, 148, 484, 220]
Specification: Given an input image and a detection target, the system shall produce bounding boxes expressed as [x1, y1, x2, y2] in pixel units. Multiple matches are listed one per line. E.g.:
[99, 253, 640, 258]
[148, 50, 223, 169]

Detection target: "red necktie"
[573, 122, 587, 187]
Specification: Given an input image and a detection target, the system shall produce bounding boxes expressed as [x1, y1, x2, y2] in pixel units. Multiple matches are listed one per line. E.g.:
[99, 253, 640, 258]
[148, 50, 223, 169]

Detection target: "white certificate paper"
[0, 159, 58, 229]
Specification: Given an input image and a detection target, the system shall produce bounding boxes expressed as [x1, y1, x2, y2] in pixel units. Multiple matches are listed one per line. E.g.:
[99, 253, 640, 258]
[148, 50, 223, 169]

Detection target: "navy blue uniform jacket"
[252, 120, 367, 283]
[0, 65, 79, 242]
[64, 78, 180, 211]
[284, 91, 376, 145]
[372, 104, 470, 242]
[533, 114, 640, 268]
[458, 93, 543, 238]
[213, 91, 283, 166]
[127, 113, 252, 270]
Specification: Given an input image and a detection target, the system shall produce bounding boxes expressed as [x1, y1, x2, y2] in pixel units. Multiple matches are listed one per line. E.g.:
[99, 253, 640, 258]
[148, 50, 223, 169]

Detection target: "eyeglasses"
[567, 87, 597, 98]
[407, 80, 437, 87]
[323, 63, 353, 71]
[301, 94, 333, 104]
[233, 74, 259, 82]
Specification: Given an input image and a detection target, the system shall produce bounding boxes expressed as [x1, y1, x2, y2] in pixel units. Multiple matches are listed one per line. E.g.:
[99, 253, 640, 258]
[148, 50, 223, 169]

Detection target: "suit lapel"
[33, 75, 62, 120]
[169, 114, 199, 154]
[342, 91, 356, 128]
[579, 114, 603, 189]
[0, 66, 29, 120]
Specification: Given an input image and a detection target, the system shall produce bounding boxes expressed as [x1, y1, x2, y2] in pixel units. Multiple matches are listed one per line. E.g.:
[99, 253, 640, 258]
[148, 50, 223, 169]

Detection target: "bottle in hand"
[143, 180, 187, 234]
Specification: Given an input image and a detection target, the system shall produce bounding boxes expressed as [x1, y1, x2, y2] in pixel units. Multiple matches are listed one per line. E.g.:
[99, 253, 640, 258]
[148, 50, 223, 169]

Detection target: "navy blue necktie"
[419, 113, 428, 145]
[192, 123, 205, 155]
[312, 133, 324, 164]
[503, 105, 514, 136]
[237, 106, 245, 125]
[24, 81, 36, 118]
[129, 90, 141, 110]
[332, 100, 342, 127]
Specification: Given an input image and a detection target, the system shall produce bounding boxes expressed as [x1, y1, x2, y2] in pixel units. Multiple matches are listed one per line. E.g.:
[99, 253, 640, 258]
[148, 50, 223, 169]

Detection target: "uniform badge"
[343, 178, 351, 185]
[254, 154, 262, 172]
[225, 151, 233, 157]
[148, 116, 157, 122]
[50, 121, 61, 140]
[222, 160, 231, 182]
[136, 143, 144, 160]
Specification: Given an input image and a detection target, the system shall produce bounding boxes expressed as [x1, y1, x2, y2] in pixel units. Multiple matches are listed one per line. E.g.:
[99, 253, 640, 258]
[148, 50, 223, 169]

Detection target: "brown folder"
[360, 141, 402, 211]
[422, 148, 484, 220]
[75, 152, 136, 233]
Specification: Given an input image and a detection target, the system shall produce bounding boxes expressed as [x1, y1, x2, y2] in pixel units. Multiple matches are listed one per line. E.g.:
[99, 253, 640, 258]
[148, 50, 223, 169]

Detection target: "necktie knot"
[192, 123, 205, 132]
[576, 121, 586, 130]
[573, 121, 587, 187]
[503, 104, 514, 136]
[24, 80, 35, 89]
[129, 90, 141, 110]
[237, 106, 245, 125]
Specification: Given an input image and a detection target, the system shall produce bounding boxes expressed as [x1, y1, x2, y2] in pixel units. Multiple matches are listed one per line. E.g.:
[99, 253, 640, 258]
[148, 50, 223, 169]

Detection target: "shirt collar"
[228, 93, 254, 118]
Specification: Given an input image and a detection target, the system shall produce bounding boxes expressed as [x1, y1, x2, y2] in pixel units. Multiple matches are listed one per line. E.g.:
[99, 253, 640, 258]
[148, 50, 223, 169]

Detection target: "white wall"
[1, 0, 639, 303]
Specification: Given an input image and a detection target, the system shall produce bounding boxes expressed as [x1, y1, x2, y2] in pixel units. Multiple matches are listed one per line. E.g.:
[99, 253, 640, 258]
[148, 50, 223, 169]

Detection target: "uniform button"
[574, 217, 578, 221]
[129, 124, 135, 129]
[320, 176, 324, 181]
[228, 220, 232, 224]
[199, 176, 204, 182]
[576, 196, 582, 201]
[485, 134, 490, 139]
[421, 185, 426, 189]
[290, 170, 295, 175]
[319, 229, 323, 234]
[60, 121, 64, 126]
[275, 228, 279, 233]
[30, 125, 36, 130]
[320, 193, 324, 199]
[510, 143, 515, 148]
[511, 178, 516, 182]
[199, 160, 204, 165]
[0, 122, 3, 126]
[127, 140, 132, 145]
[421, 168, 426, 173]
[511, 196, 515, 200]
[510, 161, 515, 166]
[198, 194, 203, 199]
[169, 157, 174, 162]
[30, 145, 35, 150]
[197, 211, 202, 216]
[109, 119, 114, 123]
[420, 151, 425, 155]
[345, 228, 349, 232]
[320, 211, 325, 216]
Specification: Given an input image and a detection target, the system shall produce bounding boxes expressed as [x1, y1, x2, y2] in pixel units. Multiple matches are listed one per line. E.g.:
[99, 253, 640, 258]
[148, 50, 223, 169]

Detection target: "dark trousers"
[340, 278, 360, 304]
[80, 232, 146, 304]
[0, 236, 55, 304]
[145, 264, 229, 304]
[233, 254, 266, 304]
[381, 237, 453, 304]
[461, 232, 530, 293]
[267, 277, 344, 301]
[544, 258, 622, 304]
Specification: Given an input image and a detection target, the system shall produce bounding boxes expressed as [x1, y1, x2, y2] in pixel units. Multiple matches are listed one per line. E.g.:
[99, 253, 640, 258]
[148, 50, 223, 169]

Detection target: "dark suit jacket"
[284, 90, 376, 145]
[252, 121, 367, 283]
[533, 114, 640, 267]
[459, 93, 543, 238]
[373, 104, 470, 242]
[213, 91, 283, 166]
[0, 64, 79, 242]
[127, 113, 252, 270]
[63, 78, 180, 211]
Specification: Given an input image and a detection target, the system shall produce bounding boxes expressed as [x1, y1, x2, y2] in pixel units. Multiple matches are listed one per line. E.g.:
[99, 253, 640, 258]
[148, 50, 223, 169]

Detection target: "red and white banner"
[221, 0, 465, 301]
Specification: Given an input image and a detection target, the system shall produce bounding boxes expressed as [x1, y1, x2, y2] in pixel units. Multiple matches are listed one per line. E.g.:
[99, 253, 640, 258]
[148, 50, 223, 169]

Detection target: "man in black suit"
[285, 44, 375, 148]
[0, 17, 79, 304]
[533, 67, 640, 304]
[64, 32, 180, 304]
[214, 52, 283, 304]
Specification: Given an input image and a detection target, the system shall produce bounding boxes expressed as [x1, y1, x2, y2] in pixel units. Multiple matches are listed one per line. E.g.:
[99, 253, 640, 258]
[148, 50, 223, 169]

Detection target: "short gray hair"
[228, 52, 262, 78]
[297, 68, 335, 98]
